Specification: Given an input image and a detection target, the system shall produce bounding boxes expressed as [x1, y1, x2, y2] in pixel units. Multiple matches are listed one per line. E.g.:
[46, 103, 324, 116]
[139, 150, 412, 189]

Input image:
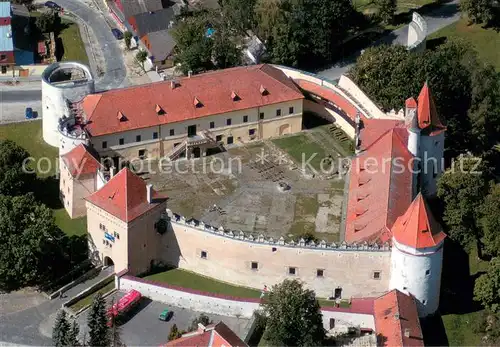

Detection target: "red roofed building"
[60, 144, 103, 218]
[85, 167, 168, 273]
[374, 290, 424, 346]
[166, 322, 248, 347]
[71, 64, 304, 162]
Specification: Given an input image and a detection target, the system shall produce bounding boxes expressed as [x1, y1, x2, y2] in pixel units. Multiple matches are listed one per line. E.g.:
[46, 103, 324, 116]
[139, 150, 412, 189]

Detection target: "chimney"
[110, 166, 116, 178]
[188, 70, 192, 78]
[404, 328, 411, 338]
[197, 323, 206, 333]
[170, 80, 177, 89]
[146, 184, 153, 203]
[354, 111, 362, 154]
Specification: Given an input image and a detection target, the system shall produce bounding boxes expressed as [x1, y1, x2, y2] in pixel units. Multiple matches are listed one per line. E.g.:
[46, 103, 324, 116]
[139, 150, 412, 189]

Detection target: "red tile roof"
[85, 168, 167, 222]
[166, 322, 247, 347]
[61, 144, 101, 177]
[81, 64, 304, 137]
[417, 83, 446, 136]
[345, 127, 413, 244]
[392, 193, 446, 249]
[405, 97, 417, 109]
[374, 290, 424, 347]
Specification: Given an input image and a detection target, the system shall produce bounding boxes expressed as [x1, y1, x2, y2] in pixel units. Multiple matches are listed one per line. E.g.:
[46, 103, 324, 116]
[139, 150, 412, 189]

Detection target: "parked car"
[44, 1, 62, 10]
[25, 107, 33, 119]
[159, 308, 172, 321]
[111, 28, 123, 40]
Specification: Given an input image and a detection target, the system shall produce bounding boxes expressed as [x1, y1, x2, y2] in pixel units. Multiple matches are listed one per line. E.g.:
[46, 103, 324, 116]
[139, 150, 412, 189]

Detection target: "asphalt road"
[0, 89, 42, 102]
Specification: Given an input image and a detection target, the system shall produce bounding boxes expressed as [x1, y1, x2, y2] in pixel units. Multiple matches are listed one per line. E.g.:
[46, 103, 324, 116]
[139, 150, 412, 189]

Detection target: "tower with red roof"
[389, 193, 446, 317]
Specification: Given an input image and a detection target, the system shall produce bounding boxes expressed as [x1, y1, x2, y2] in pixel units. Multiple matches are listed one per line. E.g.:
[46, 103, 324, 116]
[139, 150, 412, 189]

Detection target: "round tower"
[389, 193, 446, 317]
[41, 62, 95, 147]
[405, 97, 420, 158]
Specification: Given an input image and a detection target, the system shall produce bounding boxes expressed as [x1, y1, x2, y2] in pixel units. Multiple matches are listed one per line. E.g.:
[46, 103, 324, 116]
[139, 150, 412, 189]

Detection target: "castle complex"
[44, 62, 446, 321]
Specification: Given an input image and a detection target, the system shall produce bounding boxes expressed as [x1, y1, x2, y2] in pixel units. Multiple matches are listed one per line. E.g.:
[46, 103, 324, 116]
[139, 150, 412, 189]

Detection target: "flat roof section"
[0, 25, 13, 51]
[0, 2, 11, 18]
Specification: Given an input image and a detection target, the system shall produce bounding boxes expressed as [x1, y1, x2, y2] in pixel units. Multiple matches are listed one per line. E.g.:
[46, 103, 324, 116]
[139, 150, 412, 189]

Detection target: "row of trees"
[0, 140, 88, 291]
[53, 293, 122, 346]
[460, 0, 497, 25]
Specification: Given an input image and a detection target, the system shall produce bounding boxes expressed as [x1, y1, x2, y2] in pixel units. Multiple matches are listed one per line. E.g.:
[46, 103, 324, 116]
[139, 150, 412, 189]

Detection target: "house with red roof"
[85, 167, 168, 273]
[165, 321, 248, 347]
[60, 144, 103, 218]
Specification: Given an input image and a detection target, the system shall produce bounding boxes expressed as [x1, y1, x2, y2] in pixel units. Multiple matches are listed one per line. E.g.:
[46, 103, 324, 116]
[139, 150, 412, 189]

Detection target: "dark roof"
[121, 0, 163, 19]
[131, 7, 175, 36]
[147, 29, 176, 60]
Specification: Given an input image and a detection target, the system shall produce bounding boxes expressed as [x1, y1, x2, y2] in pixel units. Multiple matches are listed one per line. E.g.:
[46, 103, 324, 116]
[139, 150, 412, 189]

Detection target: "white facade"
[389, 238, 444, 317]
[41, 62, 95, 147]
[419, 132, 445, 197]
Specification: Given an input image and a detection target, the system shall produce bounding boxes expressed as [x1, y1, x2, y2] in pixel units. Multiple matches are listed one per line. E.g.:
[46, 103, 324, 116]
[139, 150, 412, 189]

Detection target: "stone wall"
[158, 212, 391, 299]
[407, 12, 427, 52]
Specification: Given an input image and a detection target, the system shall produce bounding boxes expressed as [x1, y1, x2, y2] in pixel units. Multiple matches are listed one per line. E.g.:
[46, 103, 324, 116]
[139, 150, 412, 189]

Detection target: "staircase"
[166, 139, 188, 160]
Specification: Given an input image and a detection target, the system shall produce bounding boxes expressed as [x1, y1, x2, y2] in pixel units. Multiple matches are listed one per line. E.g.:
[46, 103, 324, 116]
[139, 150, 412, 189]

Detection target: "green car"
[159, 308, 172, 321]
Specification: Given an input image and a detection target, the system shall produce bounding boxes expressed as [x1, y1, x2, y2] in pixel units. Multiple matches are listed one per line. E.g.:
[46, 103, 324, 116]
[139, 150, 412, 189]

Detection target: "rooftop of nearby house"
[129, 6, 177, 37]
[80, 64, 304, 137]
[61, 144, 102, 177]
[114, 0, 164, 21]
[0, 2, 11, 18]
[85, 167, 167, 222]
[165, 322, 248, 347]
[374, 289, 424, 347]
[0, 25, 13, 52]
[146, 29, 175, 61]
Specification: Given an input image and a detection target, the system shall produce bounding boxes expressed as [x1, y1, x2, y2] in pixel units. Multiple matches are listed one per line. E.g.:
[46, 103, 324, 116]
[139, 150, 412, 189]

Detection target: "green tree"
[212, 23, 242, 69]
[0, 140, 33, 196]
[87, 293, 110, 347]
[437, 155, 490, 251]
[168, 324, 182, 341]
[189, 313, 212, 330]
[480, 183, 500, 257]
[124, 31, 133, 50]
[52, 310, 71, 347]
[0, 194, 68, 291]
[262, 279, 325, 346]
[35, 11, 61, 34]
[474, 258, 500, 313]
[460, 0, 495, 24]
[68, 320, 81, 346]
[135, 50, 148, 69]
[374, 0, 397, 23]
[219, 0, 257, 33]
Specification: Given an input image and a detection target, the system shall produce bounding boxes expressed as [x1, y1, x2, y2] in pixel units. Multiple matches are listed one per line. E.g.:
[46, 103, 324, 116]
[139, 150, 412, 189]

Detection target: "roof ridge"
[258, 64, 303, 96]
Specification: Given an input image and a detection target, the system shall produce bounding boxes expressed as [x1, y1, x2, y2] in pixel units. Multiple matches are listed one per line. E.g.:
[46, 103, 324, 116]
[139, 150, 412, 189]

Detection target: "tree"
[437, 155, 490, 252]
[52, 310, 71, 347]
[460, 0, 495, 25]
[374, 0, 397, 24]
[135, 50, 148, 69]
[262, 279, 325, 346]
[168, 324, 182, 341]
[212, 22, 242, 69]
[87, 293, 110, 347]
[0, 194, 69, 291]
[480, 183, 500, 257]
[189, 313, 212, 330]
[68, 320, 81, 346]
[35, 10, 61, 34]
[124, 31, 133, 50]
[0, 140, 33, 196]
[219, 0, 257, 33]
[474, 258, 500, 313]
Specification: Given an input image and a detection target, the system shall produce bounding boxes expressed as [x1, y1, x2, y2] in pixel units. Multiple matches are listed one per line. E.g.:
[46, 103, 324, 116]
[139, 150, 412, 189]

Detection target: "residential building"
[166, 322, 248, 347]
[108, 0, 164, 30]
[0, 2, 14, 75]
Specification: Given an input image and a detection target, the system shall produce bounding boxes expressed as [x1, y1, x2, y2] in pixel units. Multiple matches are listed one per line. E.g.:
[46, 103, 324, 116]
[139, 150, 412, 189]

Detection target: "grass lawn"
[272, 134, 327, 171]
[0, 121, 88, 236]
[429, 18, 500, 70]
[69, 281, 115, 312]
[59, 18, 90, 66]
[144, 268, 262, 298]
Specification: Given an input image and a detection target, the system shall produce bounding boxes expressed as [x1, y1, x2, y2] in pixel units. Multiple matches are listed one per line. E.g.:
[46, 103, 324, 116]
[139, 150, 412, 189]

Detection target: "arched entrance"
[103, 256, 114, 267]
[278, 124, 290, 136]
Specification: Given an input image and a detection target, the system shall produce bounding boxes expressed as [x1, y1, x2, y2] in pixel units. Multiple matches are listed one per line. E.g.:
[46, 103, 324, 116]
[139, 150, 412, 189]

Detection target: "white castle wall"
[41, 62, 95, 147]
[407, 12, 427, 53]
[160, 212, 391, 299]
[389, 239, 444, 317]
[321, 310, 375, 330]
[419, 132, 445, 197]
[304, 100, 355, 139]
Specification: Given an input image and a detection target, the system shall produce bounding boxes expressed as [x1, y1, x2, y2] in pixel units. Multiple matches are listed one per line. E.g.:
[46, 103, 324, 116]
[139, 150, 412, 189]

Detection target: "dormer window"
[259, 85, 269, 96]
[231, 91, 240, 101]
[117, 111, 127, 121]
[193, 97, 203, 108]
[155, 104, 165, 115]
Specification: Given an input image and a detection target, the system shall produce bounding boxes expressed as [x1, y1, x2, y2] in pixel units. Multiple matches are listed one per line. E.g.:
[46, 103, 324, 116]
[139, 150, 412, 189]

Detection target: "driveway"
[317, 0, 461, 80]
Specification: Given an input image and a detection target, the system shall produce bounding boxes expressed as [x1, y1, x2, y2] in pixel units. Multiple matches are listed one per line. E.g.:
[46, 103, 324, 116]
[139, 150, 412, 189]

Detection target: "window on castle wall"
[422, 300, 427, 305]
[425, 269, 430, 276]
[317, 269, 324, 277]
[373, 271, 381, 279]
[289, 106, 294, 114]
[201, 250, 207, 259]
[251, 262, 258, 270]
[288, 267, 296, 275]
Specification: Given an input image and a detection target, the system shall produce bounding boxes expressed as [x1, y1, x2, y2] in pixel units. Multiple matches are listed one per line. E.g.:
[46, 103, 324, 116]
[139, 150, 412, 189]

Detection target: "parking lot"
[76, 291, 253, 346]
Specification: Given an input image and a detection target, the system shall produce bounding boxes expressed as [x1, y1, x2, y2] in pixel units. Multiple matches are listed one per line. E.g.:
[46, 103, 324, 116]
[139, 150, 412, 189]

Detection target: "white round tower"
[389, 193, 446, 317]
[41, 62, 95, 147]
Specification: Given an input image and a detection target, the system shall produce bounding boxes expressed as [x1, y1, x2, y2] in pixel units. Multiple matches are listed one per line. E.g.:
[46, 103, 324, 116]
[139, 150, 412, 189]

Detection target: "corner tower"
[389, 193, 446, 317]
[416, 83, 446, 197]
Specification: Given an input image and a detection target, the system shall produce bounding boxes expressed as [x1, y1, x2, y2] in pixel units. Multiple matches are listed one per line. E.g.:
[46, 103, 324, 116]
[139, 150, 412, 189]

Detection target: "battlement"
[167, 209, 391, 252]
